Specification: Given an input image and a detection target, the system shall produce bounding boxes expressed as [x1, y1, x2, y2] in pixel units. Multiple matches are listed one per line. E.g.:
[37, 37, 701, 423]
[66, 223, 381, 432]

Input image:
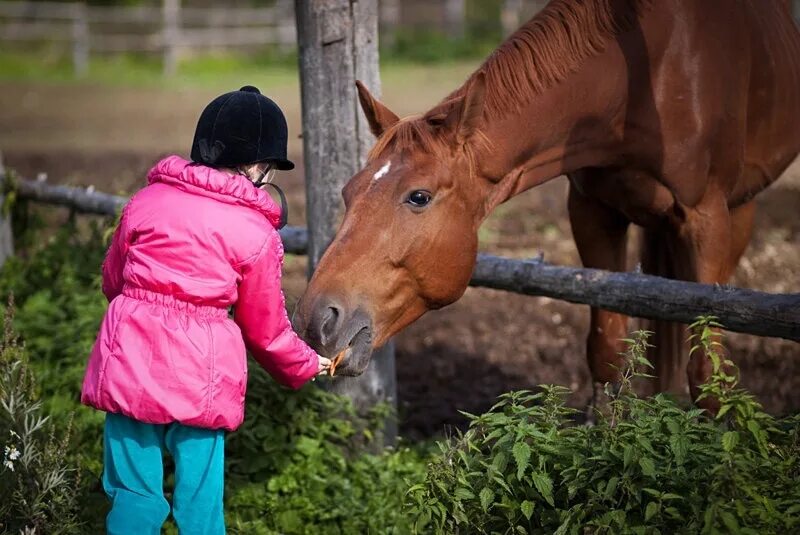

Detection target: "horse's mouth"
[329, 327, 372, 377]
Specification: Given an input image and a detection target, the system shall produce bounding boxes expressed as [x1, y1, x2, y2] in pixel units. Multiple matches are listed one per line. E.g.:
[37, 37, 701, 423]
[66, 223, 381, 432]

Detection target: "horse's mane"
[369, 0, 651, 160]
[471, 0, 651, 118]
[369, 116, 447, 162]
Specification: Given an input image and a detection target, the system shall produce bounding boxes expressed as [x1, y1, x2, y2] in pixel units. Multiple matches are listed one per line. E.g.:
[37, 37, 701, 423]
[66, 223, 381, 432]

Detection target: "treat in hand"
[317, 355, 331, 375]
[328, 348, 348, 377]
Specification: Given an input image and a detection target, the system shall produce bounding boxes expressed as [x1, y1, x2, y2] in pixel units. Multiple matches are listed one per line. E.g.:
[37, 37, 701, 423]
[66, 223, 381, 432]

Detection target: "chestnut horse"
[294, 0, 800, 408]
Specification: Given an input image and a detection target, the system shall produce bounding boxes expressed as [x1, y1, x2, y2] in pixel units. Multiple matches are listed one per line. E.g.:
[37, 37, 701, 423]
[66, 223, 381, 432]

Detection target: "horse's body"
[294, 0, 800, 407]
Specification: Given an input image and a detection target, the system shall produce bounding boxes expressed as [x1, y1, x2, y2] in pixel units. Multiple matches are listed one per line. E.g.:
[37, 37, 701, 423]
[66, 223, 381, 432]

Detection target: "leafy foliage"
[0, 213, 428, 534]
[1, 206, 798, 534]
[0, 303, 82, 535]
[408, 327, 800, 534]
[224, 363, 428, 534]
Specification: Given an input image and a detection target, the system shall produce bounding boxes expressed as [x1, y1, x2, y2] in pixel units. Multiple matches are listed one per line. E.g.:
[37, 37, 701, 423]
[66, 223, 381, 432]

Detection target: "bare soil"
[2, 80, 798, 440]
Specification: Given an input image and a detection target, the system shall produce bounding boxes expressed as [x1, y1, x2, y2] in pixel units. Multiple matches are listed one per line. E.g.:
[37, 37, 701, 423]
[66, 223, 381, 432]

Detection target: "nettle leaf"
[493, 475, 512, 494]
[746, 420, 768, 455]
[665, 418, 681, 435]
[639, 457, 656, 478]
[513, 441, 531, 480]
[415, 509, 431, 532]
[531, 471, 555, 507]
[455, 487, 475, 501]
[623, 445, 635, 470]
[722, 431, 739, 452]
[638, 436, 655, 453]
[484, 428, 504, 443]
[645, 501, 661, 522]
[521, 500, 534, 520]
[686, 408, 705, 419]
[670, 434, 689, 464]
[604, 476, 619, 499]
[716, 404, 733, 420]
[720, 511, 741, 533]
[479, 487, 494, 512]
[492, 451, 509, 473]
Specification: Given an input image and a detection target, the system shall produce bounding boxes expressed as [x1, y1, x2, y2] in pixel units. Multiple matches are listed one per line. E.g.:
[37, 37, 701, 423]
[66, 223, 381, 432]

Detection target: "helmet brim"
[272, 158, 295, 171]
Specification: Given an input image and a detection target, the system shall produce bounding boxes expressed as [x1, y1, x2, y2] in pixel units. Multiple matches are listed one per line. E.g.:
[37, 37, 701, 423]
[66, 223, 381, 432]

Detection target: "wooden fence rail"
[0, 0, 295, 76]
[4, 172, 799, 342]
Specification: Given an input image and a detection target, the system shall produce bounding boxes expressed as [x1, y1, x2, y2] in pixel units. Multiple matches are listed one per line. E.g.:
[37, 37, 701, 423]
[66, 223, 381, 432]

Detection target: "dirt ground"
[1, 78, 798, 440]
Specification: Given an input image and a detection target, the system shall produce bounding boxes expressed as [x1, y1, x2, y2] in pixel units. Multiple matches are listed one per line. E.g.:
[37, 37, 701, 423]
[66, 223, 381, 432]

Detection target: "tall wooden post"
[162, 0, 179, 77]
[71, 3, 89, 77]
[444, 0, 466, 40]
[295, 0, 397, 445]
[379, 0, 400, 48]
[501, 0, 523, 37]
[275, 0, 296, 53]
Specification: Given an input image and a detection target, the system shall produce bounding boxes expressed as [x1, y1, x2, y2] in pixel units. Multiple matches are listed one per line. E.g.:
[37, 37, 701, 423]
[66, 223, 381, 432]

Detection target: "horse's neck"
[477, 47, 628, 207]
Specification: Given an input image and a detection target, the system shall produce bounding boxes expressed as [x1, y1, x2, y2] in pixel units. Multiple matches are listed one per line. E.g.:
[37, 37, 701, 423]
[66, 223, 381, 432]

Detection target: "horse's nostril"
[319, 305, 341, 345]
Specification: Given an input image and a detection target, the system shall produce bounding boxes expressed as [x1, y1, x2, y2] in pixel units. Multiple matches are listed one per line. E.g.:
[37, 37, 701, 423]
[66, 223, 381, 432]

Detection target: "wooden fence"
[0, 0, 296, 76]
[6, 0, 797, 78]
[2, 167, 797, 343]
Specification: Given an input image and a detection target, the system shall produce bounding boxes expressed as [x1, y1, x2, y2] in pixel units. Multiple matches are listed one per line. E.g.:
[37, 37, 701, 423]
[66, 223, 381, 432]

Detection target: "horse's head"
[294, 73, 502, 375]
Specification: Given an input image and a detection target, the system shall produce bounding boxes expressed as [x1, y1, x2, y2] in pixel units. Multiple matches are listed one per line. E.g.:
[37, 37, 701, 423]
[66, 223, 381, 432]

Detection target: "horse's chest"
[569, 169, 678, 228]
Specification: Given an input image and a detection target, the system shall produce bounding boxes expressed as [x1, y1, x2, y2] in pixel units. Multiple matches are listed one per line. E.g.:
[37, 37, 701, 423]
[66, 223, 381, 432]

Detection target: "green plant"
[407, 326, 800, 534]
[690, 317, 800, 533]
[4, 207, 797, 534]
[0, 303, 82, 535]
[0, 215, 430, 533]
[222, 361, 428, 534]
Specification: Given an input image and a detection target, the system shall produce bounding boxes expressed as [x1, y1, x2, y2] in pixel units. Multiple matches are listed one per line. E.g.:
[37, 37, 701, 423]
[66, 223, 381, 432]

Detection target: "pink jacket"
[81, 155, 319, 431]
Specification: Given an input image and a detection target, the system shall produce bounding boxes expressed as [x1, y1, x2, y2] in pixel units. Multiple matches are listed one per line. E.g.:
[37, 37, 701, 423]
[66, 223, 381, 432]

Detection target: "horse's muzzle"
[292, 296, 374, 376]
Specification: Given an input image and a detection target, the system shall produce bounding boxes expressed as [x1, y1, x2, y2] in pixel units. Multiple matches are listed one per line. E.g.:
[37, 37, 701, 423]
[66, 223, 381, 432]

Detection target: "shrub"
[223, 362, 428, 534]
[407, 324, 800, 534]
[3, 205, 798, 534]
[0, 304, 82, 535]
[0, 213, 429, 534]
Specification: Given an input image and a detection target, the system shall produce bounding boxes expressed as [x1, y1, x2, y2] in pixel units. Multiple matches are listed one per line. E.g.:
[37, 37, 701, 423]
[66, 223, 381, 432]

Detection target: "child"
[81, 85, 330, 534]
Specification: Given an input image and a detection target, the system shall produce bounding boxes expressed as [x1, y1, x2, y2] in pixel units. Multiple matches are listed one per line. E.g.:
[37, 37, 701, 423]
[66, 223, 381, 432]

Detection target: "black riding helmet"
[190, 85, 295, 170]
[190, 85, 292, 229]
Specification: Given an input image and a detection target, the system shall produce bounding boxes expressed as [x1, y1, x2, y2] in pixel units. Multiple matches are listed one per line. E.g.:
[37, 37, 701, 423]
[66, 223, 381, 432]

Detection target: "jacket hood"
[147, 155, 283, 228]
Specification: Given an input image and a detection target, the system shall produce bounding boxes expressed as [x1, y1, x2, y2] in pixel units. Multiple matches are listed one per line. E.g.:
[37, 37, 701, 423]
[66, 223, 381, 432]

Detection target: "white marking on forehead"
[373, 160, 392, 181]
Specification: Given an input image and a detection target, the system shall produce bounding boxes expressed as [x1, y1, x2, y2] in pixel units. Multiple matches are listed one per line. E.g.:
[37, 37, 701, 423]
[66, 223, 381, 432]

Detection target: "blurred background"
[1, 0, 799, 439]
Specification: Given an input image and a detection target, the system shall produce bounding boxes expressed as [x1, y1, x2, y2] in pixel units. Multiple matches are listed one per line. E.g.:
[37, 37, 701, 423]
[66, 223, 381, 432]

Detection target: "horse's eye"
[407, 190, 432, 208]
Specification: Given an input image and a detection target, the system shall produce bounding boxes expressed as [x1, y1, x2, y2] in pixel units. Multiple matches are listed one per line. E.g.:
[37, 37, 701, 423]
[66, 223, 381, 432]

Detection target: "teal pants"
[103, 412, 226, 535]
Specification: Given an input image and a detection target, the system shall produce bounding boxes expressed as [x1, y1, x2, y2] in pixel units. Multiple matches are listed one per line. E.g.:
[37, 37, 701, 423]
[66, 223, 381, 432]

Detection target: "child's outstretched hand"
[317, 355, 332, 375]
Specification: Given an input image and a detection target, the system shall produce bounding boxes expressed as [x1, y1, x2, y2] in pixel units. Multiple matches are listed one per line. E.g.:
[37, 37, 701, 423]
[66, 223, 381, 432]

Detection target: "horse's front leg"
[567, 180, 630, 420]
[669, 191, 750, 413]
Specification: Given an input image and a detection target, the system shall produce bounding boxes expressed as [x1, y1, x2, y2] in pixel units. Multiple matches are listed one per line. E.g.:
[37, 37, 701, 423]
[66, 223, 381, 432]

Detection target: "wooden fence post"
[444, 0, 466, 40]
[0, 152, 14, 269]
[71, 3, 89, 77]
[295, 0, 397, 445]
[379, 0, 400, 48]
[162, 0, 179, 76]
[501, 0, 523, 37]
[275, 0, 295, 53]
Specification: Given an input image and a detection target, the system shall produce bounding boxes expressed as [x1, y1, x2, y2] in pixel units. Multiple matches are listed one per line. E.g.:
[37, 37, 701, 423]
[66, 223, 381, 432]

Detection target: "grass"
[0, 48, 479, 92]
[0, 49, 300, 89]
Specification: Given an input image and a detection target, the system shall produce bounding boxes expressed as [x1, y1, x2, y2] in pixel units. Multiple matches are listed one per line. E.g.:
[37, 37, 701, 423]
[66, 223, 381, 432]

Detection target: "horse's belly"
[570, 169, 677, 228]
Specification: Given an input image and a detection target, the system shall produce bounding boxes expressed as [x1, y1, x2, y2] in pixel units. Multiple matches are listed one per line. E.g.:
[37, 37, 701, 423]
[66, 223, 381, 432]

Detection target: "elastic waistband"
[122, 286, 229, 319]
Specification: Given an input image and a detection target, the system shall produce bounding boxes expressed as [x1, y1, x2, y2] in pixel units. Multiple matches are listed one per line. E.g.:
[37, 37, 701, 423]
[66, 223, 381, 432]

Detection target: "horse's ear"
[356, 80, 400, 138]
[456, 71, 486, 144]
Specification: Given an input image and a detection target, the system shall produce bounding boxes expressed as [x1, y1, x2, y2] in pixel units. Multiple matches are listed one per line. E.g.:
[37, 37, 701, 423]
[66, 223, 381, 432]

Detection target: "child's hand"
[317, 355, 331, 375]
